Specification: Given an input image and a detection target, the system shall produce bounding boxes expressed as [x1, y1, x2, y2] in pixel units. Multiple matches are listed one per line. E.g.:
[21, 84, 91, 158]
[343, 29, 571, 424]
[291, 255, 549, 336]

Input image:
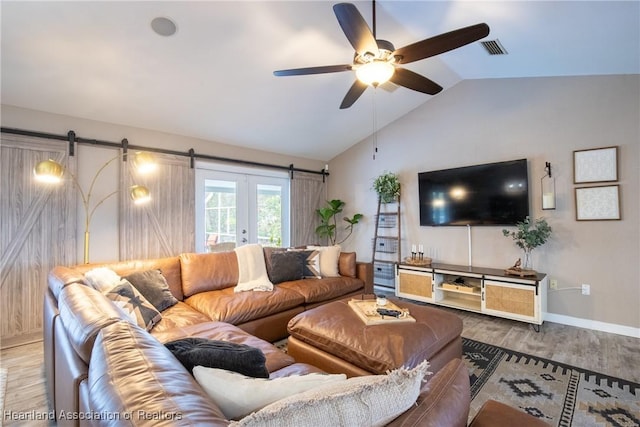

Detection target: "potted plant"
[502, 216, 552, 270]
[315, 199, 363, 245]
[373, 172, 401, 203]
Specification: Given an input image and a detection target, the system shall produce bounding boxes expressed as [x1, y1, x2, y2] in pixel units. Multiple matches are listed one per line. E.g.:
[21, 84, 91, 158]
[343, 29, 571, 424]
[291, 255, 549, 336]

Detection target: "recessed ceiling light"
[151, 17, 177, 37]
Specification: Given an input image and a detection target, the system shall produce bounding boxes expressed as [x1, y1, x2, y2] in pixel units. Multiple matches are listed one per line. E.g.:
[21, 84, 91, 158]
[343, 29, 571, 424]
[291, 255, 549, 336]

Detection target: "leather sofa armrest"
[48, 266, 85, 300]
[356, 262, 374, 294]
[469, 400, 552, 427]
[386, 358, 470, 427]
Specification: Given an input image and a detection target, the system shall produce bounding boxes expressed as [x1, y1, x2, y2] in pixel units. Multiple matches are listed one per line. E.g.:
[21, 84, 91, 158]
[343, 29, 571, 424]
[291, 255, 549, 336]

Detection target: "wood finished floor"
[1, 309, 638, 427]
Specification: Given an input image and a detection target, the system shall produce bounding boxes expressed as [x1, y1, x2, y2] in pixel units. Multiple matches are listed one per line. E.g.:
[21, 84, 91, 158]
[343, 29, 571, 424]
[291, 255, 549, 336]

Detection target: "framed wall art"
[573, 146, 618, 184]
[575, 185, 621, 221]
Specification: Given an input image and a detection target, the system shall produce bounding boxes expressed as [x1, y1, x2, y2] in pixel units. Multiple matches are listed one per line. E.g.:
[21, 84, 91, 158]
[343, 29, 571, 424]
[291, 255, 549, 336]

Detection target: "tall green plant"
[315, 199, 363, 245]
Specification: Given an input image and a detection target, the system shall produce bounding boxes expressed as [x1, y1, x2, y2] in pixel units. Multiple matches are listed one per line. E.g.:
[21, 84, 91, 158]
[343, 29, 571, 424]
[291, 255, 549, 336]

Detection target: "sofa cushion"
[232, 360, 430, 427]
[180, 252, 239, 297]
[194, 367, 346, 420]
[124, 269, 179, 311]
[277, 276, 364, 304]
[165, 337, 269, 378]
[88, 321, 228, 426]
[338, 252, 357, 278]
[269, 251, 303, 284]
[105, 280, 162, 331]
[151, 321, 297, 374]
[185, 286, 305, 326]
[150, 301, 212, 334]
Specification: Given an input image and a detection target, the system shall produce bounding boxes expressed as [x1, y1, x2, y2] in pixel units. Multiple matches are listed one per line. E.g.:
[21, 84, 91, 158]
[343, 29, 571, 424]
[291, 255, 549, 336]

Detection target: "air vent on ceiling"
[481, 39, 508, 55]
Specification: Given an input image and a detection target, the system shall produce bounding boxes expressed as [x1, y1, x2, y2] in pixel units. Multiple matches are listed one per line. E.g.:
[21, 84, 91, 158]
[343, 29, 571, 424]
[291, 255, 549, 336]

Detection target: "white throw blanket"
[234, 244, 274, 292]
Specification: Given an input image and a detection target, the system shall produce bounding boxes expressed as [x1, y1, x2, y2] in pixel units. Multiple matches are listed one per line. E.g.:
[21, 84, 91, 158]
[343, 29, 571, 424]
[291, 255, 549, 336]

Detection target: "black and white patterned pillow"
[105, 280, 162, 331]
[294, 249, 321, 279]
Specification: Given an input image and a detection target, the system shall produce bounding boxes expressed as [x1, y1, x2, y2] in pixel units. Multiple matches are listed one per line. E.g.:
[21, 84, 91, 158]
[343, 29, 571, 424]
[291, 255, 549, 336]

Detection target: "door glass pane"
[205, 179, 237, 251]
[256, 184, 282, 247]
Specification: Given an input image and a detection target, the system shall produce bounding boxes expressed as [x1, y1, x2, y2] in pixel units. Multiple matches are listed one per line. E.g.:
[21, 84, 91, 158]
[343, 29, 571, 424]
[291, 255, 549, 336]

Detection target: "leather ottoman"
[286, 298, 463, 377]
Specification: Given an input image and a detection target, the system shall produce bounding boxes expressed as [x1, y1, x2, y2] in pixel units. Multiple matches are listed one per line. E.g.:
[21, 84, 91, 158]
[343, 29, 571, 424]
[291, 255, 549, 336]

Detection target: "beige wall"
[1, 105, 325, 263]
[328, 75, 639, 332]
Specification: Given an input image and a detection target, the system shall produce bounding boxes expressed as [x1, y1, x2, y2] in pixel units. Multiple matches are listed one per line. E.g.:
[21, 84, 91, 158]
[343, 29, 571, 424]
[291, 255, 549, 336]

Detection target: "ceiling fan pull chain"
[372, 89, 378, 160]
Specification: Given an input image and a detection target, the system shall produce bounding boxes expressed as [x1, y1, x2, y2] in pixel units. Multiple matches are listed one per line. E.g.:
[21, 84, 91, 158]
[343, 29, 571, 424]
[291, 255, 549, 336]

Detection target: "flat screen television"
[418, 159, 529, 226]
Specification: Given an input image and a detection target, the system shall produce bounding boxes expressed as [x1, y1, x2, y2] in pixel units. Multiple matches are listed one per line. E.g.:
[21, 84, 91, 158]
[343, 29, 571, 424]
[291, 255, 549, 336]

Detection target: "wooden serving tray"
[348, 300, 416, 325]
[442, 283, 477, 293]
[504, 268, 537, 277]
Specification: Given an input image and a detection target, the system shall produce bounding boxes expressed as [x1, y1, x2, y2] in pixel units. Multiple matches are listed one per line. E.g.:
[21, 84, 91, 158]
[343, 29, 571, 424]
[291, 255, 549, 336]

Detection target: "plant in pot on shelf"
[373, 172, 401, 203]
[315, 199, 363, 245]
[502, 216, 552, 271]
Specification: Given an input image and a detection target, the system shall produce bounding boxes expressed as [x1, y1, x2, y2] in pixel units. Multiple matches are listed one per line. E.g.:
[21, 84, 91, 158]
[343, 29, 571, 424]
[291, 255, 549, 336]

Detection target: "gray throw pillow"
[165, 338, 269, 378]
[124, 269, 179, 312]
[269, 251, 303, 284]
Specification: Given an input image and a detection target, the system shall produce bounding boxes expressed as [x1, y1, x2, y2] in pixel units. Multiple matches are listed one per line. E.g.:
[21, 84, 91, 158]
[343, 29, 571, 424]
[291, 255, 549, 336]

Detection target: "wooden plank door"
[0, 134, 76, 348]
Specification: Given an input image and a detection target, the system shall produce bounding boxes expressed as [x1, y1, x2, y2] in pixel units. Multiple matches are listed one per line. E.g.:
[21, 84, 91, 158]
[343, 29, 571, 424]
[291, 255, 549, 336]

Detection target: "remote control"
[376, 308, 402, 318]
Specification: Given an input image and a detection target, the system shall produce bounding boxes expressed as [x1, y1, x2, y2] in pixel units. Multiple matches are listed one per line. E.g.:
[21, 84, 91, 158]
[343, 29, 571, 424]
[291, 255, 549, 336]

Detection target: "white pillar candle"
[543, 193, 555, 209]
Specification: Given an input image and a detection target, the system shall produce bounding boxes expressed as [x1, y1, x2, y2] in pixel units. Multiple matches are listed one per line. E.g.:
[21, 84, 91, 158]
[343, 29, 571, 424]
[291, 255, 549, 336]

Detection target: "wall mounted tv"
[418, 159, 529, 226]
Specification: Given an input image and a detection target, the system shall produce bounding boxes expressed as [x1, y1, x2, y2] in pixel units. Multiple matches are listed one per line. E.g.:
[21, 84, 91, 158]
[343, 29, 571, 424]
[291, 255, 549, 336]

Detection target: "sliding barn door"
[0, 134, 76, 348]
[120, 153, 194, 260]
[290, 171, 326, 246]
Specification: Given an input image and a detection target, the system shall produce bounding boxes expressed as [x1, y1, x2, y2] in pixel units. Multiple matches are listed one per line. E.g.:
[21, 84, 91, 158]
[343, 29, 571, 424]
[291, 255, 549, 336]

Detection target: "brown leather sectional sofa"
[44, 249, 472, 426]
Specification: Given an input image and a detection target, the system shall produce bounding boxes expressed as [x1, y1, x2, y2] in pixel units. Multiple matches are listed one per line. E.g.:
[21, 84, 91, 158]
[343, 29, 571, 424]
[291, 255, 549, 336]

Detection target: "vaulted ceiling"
[2, 1, 638, 161]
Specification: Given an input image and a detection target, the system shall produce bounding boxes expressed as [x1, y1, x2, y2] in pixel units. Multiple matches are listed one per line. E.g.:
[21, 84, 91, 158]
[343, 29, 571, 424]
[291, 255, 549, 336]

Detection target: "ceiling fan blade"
[333, 3, 379, 56]
[273, 65, 353, 76]
[390, 67, 443, 95]
[394, 23, 490, 64]
[340, 80, 368, 109]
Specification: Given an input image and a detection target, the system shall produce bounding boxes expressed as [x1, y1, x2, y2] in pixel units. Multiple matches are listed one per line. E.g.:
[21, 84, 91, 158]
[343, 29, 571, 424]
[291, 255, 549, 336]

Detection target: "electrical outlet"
[581, 284, 591, 295]
[550, 279, 558, 290]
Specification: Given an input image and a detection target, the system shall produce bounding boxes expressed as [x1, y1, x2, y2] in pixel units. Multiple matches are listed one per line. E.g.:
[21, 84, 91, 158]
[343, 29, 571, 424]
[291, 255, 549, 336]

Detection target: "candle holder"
[541, 162, 556, 210]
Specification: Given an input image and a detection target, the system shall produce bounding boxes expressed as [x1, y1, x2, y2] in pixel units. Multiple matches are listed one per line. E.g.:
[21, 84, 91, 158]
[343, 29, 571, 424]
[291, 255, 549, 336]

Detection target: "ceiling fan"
[274, 2, 490, 109]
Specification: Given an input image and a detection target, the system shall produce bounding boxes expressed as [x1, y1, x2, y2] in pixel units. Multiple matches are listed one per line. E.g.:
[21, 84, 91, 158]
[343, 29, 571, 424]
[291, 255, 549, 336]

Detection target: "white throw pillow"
[84, 267, 121, 293]
[193, 366, 346, 420]
[231, 360, 431, 427]
[306, 245, 341, 277]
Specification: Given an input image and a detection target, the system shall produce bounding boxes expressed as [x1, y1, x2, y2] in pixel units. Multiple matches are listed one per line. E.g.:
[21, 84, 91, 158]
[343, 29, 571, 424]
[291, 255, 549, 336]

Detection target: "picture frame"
[575, 185, 621, 221]
[573, 146, 618, 184]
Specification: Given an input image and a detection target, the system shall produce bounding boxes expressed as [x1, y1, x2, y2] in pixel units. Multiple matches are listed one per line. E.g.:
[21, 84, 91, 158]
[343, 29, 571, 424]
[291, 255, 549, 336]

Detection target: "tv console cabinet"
[395, 263, 547, 331]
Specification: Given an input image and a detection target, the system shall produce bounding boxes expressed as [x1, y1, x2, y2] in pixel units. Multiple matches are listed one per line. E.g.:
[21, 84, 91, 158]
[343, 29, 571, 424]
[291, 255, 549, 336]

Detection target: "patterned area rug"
[463, 338, 640, 427]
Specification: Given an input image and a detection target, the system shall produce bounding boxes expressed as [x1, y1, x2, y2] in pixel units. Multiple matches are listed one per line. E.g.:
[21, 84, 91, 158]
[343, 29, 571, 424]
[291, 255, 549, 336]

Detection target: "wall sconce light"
[541, 162, 556, 210]
[33, 151, 156, 263]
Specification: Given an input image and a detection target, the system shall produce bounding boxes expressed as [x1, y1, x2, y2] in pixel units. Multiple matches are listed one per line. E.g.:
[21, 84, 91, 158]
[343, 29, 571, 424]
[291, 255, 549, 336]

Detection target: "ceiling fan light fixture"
[356, 60, 395, 86]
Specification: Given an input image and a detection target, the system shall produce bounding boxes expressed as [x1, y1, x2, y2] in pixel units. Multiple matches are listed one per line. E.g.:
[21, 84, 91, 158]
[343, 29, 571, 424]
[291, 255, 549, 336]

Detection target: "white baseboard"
[544, 312, 640, 338]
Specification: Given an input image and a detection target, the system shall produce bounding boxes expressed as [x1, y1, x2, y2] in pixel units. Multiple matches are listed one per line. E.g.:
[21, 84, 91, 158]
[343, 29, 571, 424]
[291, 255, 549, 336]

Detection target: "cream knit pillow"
[232, 360, 431, 427]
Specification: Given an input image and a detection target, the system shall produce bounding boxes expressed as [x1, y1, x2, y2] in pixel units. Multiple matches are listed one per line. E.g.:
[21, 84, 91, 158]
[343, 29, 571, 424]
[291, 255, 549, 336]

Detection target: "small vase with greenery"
[502, 216, 552, 270]
[373, 172, 401, 203]
[315, 199, 363, 245]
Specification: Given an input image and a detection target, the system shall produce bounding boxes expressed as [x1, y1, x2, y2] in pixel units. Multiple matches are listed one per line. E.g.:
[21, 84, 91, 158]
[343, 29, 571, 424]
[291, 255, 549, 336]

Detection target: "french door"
[195, 164, 290, 253]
